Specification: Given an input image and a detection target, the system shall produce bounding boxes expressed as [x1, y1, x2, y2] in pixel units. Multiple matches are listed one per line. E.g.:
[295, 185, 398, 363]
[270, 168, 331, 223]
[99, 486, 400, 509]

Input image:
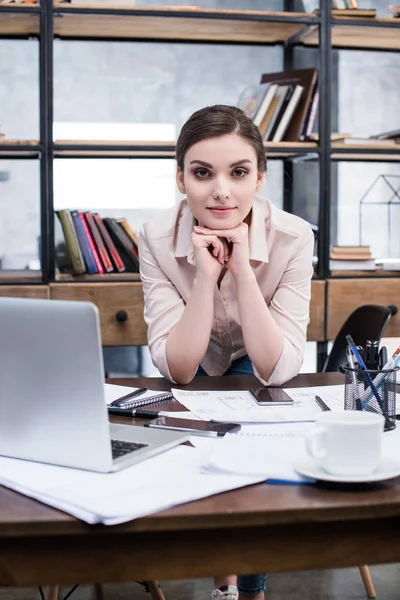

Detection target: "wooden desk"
[2, 372, 400, 588]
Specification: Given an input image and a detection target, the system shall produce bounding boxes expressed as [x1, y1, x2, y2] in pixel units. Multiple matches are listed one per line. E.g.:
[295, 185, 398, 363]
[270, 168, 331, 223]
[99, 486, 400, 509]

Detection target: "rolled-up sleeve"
[139, 226, 185, 382]
[255, 225, 315, 386]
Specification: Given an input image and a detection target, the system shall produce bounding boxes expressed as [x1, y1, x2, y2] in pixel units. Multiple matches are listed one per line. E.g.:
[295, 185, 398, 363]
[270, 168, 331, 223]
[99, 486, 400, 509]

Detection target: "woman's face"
[176, 133, 264, 229]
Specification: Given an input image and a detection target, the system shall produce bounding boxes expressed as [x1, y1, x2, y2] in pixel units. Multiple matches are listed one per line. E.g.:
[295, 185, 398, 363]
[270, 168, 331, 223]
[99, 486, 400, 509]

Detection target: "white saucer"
[293, 455, 400, 483]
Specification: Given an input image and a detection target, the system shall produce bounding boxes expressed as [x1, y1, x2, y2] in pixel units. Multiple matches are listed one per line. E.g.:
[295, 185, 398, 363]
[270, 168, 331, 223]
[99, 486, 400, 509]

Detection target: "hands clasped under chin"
[192, 222, 251, 281]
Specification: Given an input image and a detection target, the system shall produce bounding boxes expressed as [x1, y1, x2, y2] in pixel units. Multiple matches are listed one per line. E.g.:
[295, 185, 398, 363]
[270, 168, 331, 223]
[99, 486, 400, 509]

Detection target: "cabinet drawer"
[327, 278, 400, 339]
[0, 286, 49, 299]
[50, 283, 147, 346]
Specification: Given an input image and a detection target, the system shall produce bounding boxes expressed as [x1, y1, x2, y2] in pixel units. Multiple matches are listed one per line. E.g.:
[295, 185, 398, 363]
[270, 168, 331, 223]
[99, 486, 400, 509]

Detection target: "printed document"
[172, 385, 345, 423]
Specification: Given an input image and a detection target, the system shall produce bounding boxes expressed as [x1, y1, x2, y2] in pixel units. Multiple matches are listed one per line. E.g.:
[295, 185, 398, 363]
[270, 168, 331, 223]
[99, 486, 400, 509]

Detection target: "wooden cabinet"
[327, 278, 400, 340]
[50, 283, 147, 346]
[308, 280, 325, 342]
[0, 286, 49, 299]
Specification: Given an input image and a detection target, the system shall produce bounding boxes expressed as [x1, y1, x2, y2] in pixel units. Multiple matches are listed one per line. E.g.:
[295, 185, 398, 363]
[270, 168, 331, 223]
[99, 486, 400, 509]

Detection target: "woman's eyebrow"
[189, 159, 252, 168]
[189, 160, 213, 168]
[229, 159, 252, 168]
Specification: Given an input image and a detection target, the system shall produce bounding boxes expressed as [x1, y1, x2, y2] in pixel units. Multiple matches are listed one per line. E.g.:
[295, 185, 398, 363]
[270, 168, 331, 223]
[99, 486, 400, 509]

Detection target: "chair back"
[322, 304, 397, 372]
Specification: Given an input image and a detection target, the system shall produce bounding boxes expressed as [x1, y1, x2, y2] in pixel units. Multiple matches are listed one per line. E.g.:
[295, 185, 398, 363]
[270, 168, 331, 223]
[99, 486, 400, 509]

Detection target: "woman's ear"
[255, 171, 264, 193]
[176, 168, 186, 194]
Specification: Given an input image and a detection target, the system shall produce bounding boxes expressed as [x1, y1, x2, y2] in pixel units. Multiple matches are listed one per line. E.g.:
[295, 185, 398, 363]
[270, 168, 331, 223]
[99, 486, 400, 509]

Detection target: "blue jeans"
[196, 355, 267, 596]
[195, 354, 255, 377]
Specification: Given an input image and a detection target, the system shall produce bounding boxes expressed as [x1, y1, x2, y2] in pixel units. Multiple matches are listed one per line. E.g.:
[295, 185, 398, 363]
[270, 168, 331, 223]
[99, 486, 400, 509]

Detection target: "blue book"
[70, 210, 98, 274]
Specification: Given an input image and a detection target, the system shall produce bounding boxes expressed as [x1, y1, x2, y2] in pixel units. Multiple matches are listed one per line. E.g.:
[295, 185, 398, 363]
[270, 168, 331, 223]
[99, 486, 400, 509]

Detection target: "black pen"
[315, 395, 331, 412]
[108, 408, 170, 418]
[109, 387, 147, 407]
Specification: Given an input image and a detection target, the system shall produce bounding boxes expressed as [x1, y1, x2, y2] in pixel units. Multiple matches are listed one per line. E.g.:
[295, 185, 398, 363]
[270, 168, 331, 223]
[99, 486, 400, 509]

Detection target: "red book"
[84, 212, 114, 273]
[93, 213, 126, 273]
[79, 212, 104, 274]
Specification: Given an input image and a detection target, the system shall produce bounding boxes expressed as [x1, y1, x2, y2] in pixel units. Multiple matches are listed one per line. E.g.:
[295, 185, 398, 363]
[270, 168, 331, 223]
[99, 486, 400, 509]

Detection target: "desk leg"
[94, 583, 104, 600]
[359, 565, 376, 599]
[44, 585, 58, 600]
[145, 580, 166, 600]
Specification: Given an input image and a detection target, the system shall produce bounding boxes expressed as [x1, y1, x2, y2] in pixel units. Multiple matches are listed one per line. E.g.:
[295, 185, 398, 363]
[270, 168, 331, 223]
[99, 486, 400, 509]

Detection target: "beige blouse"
[139, 196, 314, 386]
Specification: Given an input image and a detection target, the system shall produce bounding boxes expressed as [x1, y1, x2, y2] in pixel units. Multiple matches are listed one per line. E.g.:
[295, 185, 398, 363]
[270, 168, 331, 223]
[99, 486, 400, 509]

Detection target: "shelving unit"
[300, 16, 400, 51]
[1, 1, 400, 362]
[0, 3, 40, 38]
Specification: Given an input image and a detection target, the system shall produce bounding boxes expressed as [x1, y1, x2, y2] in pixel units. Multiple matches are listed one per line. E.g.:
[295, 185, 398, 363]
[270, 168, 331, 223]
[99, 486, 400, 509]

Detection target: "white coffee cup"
[305, 411, 385, 476]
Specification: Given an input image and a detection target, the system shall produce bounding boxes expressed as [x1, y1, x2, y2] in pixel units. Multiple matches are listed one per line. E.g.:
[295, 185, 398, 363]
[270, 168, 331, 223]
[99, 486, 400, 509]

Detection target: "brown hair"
[176, 105, 267, 173]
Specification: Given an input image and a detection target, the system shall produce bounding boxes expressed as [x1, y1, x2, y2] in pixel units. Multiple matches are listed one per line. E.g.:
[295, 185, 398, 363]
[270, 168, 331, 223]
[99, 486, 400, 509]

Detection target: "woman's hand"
[193, 223, 252, 281]
[191, 230, 229, 281]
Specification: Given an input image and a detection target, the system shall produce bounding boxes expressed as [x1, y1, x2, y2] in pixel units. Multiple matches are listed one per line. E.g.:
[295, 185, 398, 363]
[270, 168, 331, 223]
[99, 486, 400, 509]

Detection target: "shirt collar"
[174, 202, 196, 265]
[174, 197, 270, 265]
[249, 196, 269, 264]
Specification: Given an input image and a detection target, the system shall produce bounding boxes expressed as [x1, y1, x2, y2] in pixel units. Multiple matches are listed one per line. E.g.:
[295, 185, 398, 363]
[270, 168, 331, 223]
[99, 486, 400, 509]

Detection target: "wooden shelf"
[53, 139, 318, 159]
[330, 270, 400, 277]
[52, 6, 314, 43]
[0, 270, 43, 283]
[0, 5, 40, 38]
[300, 17, 400, 51]
[0, 139, 40, 157]
[55, 272, 141, 282]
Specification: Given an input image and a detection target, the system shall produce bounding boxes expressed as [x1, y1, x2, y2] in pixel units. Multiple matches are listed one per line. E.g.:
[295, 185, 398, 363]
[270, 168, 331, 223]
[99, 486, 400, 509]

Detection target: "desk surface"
[2, 372, 400, 587]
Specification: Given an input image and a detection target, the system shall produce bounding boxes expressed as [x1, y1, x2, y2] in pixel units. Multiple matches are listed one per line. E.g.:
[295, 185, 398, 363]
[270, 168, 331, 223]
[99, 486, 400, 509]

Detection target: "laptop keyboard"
[111, 439, 148, 460]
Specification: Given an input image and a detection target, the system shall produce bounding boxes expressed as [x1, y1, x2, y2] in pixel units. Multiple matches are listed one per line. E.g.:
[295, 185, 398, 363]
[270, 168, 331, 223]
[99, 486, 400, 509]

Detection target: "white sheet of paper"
[172, 386, 345, 423]
[202, 430, 314, 483]
[0, 446, 263, 525]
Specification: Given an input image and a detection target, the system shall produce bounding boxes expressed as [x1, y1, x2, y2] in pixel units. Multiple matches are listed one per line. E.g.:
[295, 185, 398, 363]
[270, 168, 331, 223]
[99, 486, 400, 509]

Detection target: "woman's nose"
[212, 179, 231, 200]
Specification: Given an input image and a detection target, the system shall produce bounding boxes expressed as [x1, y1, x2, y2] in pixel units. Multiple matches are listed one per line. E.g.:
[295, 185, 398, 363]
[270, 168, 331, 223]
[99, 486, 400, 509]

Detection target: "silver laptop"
[0, 297, 187, 472]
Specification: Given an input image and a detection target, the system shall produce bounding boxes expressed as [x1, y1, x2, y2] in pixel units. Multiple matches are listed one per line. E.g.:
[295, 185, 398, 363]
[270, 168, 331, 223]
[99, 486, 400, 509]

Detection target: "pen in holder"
[342, 365, 398, 432]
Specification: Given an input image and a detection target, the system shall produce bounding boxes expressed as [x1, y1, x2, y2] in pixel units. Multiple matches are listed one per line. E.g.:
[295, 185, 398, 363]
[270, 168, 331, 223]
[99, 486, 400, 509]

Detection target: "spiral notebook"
[104, 383, 173, 409]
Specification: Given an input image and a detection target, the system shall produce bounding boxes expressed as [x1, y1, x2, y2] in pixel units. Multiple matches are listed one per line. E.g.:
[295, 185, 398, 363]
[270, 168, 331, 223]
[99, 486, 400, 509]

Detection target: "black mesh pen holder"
[342, 366, 398, 432]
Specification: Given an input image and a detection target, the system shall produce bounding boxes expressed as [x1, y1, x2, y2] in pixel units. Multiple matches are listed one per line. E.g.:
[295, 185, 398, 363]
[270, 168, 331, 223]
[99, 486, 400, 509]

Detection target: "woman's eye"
[194, 169, 210, 178]
[232, 168, 248, 178]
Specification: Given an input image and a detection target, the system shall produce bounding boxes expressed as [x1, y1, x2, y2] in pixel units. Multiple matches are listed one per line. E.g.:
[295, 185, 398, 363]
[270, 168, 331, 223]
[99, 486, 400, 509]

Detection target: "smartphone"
[249, 387, 294, 406]
[144, 417, 241, 437]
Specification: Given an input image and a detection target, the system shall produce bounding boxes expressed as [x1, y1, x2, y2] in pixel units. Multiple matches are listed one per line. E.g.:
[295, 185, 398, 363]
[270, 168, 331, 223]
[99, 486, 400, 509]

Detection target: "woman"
[139, 105, 314, 600]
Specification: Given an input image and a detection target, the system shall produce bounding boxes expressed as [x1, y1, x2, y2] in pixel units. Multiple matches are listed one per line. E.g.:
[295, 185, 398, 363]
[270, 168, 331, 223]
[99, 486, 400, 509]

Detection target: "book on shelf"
[260, 68, 318, 142]
[332, 137, 396, 146]
[308, 132, 351, 141]
[56, 209, 140, 276]
[93, 213, 126, 273]
[65, 0, 137, 5]
[237, 83, 277, 126]
[84, 212, 114, 273]
[370, 129, 400, 142]
[330, 245, 372, 261]
[103, 217, 140, 273]
[330, 259, 376, 271]
[271, 85, 304, 143]
[375, 258, 400, 271]
[56, 210, 86, 274]
[117, 217, 139, 250]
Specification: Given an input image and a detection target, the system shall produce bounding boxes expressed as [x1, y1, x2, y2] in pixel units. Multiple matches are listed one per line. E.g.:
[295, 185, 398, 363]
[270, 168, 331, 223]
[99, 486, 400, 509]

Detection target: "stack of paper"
[0, 445, 263, 525]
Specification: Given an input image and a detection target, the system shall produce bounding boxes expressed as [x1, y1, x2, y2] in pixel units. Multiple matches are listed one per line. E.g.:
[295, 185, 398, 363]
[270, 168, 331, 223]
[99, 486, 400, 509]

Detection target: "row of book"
[331, 0, 359, 9]
[329, 245, 376, 271]
[238, 68, 318, 143]
[56, 209, 139, 275]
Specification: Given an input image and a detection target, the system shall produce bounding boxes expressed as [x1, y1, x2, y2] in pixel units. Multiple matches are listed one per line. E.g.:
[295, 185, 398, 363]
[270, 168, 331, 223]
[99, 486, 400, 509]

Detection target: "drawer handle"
[115, 310, 128, 323]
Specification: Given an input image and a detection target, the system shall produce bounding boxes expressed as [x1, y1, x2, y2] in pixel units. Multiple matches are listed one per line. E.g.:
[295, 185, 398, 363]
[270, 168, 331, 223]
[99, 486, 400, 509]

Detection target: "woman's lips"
[207, 207, 236, 215]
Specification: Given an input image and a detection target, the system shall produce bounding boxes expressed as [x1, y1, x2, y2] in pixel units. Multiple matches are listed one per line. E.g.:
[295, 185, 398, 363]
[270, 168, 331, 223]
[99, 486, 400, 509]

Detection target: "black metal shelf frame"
[2, 0, 400, 306]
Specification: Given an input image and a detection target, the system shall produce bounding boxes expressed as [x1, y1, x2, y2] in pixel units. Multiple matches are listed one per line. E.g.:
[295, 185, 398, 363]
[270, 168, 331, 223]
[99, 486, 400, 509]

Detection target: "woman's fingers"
[192, 232, 227, 264]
